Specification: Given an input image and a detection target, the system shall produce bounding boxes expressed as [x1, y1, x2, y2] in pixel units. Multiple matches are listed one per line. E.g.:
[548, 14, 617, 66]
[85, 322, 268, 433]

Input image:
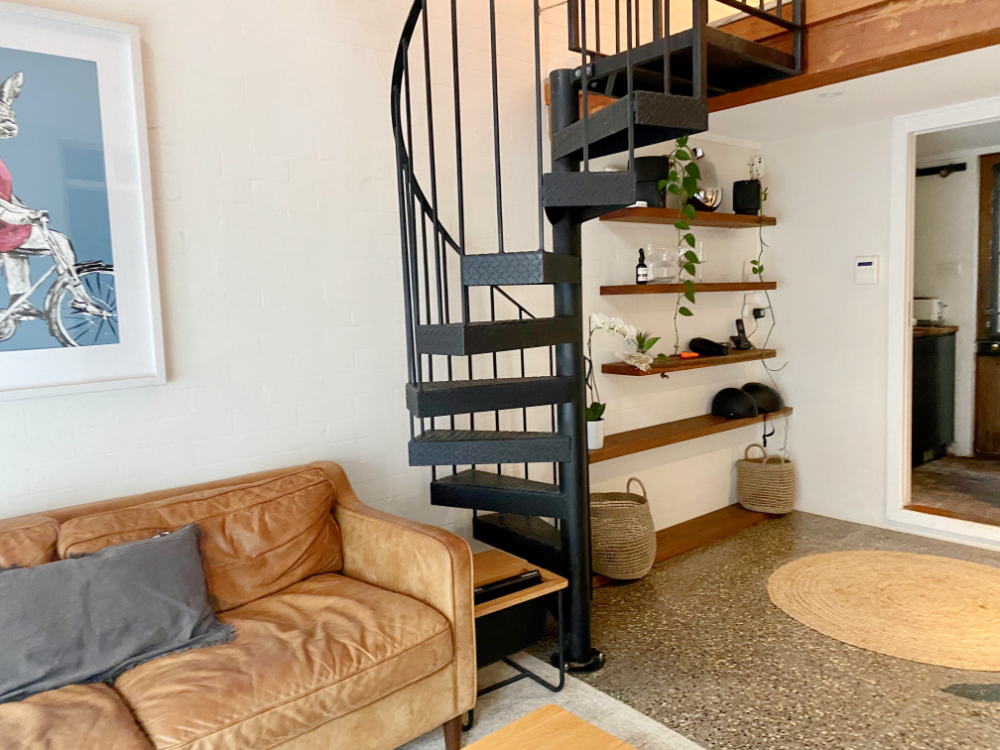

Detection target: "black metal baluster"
[568, 0, 580, 51]
[626, 0, 635, 172]
[490, 287, 500, 474]
[520, 309, 529, 480]
[581, 0, 590, 172]
[615, 0, 620, 53]
[420, 0, 446, 325]
[595, 0, 601, 54]
[692, 0, 708, 100]
[793, 0, 804, 73]
[653, 0, 661, 39]
[403, 57, 423, 391]
[489, 0, 506, 253]
[534, 0, 545, 252]
[634, 0, 640, 46]
[663, 0, 670, 93]
[392, 101, 417, 388]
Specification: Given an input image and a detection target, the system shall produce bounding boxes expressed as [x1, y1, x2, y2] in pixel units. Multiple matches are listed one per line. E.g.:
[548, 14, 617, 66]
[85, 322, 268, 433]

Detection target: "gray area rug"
[399, 653, 707, 749]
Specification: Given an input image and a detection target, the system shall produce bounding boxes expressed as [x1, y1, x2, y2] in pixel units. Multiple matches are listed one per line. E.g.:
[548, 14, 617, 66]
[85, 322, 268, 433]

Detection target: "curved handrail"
[390, 0, 537, 322]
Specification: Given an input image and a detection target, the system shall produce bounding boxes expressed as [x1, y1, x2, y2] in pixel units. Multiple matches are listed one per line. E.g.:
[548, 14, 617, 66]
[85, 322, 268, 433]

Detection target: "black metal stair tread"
[435, 469, 561, 494]
[415, 318, 580, 356]
[551, 90, 708, 161]
[431, 470, 568, 518]
[473, 513, 564, 574]
[408, 430, 572, 467]
[581, 29, 797, 98]
[462, 251, 581, 286]
[406, 376, 574, 419]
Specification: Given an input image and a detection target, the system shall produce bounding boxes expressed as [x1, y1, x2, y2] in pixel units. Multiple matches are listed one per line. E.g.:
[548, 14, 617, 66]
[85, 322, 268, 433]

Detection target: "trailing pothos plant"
[657, 135, 705, 357]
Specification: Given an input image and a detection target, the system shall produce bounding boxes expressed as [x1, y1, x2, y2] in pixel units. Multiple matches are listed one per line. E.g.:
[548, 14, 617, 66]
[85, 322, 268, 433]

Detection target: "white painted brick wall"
[1, 0, 783, 542]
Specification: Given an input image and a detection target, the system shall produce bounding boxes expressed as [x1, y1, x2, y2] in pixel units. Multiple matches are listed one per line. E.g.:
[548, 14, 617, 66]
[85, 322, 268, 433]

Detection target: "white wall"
[0, 0, 543, 543]
[913, 152, 981, 456]
[759, 120, 893, 528]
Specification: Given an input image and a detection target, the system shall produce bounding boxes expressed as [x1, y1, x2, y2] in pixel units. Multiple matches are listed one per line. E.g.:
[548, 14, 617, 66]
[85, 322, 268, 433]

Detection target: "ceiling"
[916, 120, 1000, 159]
[708, 45, 1000, 146]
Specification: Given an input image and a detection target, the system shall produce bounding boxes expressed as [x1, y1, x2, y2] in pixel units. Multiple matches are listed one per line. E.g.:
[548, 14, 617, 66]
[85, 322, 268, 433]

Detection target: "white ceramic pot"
[587, 419, 605, 451]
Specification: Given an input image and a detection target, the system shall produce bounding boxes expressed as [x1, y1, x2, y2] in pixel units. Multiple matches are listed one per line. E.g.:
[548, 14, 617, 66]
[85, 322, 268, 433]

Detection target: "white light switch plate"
[856, 256, 880, 284]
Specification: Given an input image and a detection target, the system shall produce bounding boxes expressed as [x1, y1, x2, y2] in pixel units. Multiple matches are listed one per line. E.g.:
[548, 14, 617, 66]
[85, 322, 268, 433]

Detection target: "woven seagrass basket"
[590, 477, 656, 580]
[736, 444, 796, 514]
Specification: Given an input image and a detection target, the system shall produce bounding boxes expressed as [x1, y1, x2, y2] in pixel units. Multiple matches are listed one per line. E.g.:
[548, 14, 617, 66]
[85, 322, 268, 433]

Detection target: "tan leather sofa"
[0, 461, 475, 750]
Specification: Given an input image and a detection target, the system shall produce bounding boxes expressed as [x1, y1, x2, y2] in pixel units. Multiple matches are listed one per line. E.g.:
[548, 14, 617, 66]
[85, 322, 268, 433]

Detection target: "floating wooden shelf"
[601, 281, 777, 296]
[589, 407, 793, 464]
[600, 207, 776, 228]
[602, 348, 777, 376]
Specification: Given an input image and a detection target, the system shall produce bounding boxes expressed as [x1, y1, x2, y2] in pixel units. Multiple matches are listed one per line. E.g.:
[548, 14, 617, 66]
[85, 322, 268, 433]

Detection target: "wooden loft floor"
[711, 0, 1000, 112]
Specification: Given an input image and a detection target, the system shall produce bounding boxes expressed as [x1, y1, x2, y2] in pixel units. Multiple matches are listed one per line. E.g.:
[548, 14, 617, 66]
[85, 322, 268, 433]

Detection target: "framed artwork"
[0, 3, 163, 400]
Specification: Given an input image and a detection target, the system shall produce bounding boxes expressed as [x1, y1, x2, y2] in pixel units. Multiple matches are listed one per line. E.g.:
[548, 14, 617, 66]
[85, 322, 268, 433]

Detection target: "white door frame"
[886, 95, 1000, 549]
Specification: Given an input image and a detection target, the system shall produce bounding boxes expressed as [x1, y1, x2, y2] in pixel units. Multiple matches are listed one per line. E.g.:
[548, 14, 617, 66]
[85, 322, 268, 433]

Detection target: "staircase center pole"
[549, 68, 601, 670]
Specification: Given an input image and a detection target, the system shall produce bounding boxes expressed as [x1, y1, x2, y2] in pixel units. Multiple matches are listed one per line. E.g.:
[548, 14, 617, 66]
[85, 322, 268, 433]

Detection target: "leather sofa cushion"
[0, 516, 59, 569]
[115, 573, 453, 750]
[58, 468, 342, 611]
[0, 683, 153, 750]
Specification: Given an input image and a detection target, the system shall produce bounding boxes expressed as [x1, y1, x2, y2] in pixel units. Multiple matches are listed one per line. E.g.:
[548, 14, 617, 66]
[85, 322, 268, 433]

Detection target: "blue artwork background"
[0, 47, 112, 352]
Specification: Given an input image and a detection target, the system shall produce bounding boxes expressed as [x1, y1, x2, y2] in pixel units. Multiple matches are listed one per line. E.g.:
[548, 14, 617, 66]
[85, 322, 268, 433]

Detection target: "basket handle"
[626, 477, 647, 499]
[744, 444, 768, 460]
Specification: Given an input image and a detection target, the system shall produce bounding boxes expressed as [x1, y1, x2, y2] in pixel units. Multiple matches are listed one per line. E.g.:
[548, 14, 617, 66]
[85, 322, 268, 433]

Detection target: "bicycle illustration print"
[0, 70, 117, 348]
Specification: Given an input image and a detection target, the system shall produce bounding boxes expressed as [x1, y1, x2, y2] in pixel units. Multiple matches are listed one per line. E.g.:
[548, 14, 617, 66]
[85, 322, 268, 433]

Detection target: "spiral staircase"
[392, 0, 804, 670]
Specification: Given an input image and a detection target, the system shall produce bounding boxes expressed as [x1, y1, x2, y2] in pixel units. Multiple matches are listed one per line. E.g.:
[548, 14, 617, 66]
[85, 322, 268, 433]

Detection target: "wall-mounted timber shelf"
[601, 281, 777, 296]
[602, 348, 777, 376]
[600, 207, 776, 228]
[588, 407, 793, 464]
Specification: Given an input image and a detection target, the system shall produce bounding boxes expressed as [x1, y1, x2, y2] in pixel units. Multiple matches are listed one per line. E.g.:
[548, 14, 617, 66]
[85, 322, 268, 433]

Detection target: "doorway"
[905, 143, 1000, 528]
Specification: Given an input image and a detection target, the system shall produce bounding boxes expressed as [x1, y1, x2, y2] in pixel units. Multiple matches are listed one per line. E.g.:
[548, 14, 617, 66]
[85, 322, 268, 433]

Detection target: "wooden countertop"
[914, 326, 958, 338]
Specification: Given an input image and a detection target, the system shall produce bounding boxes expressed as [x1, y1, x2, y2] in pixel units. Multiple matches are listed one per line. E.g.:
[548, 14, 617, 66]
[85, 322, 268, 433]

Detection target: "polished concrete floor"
[546, 512, 1000, 750]
[911, 456, 1000, 528]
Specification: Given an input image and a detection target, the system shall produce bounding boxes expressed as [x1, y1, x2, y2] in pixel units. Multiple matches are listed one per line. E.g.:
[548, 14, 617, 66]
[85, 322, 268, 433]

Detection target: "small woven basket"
[736, 444, 796, 514]
[590, 477, 657, 580]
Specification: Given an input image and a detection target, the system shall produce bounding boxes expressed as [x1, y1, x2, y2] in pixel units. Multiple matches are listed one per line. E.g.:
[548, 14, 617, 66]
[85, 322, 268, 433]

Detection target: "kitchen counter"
[914, 326, 959, 339]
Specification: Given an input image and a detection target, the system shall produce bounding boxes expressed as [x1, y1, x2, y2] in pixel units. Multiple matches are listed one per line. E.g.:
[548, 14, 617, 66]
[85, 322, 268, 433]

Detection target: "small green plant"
[658, 135, 705, 356]
[586, 402, 607, 422]
[634, 331, 660, 354]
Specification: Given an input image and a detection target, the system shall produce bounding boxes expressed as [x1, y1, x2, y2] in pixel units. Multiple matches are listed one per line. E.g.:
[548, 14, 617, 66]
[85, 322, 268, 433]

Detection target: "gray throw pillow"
[0, 523, 235, 704]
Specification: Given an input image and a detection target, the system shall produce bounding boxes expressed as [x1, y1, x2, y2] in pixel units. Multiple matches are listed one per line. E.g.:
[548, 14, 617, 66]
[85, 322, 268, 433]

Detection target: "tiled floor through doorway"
[538, 512, 1000, 750]
[910, 456, 1000, 528]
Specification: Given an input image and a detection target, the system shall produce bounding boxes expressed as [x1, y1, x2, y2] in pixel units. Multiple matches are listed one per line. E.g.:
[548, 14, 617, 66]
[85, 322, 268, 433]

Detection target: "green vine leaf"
[678, 307, 694, 317]
[684, 290, 696, 303]
[675, 150, 690, 161]
[682, 176, 698, 195]
[683, 234, 696, 248]
[668, 170, 679, 182]
[658, 179, 668, 191]
[677, 136, 689, 147]
[683, 279, 696, 292]
[682, 263, 696, 276]
[683, 250, 699, 263]
[681, 203, 696, 220]
[674, 219, 690, 231]
[667, 184, 680, 195]
[684, 163, 701, 180]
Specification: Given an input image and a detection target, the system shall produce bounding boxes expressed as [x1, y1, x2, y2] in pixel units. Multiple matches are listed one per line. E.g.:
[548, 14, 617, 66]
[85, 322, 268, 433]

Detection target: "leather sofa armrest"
[313, 462, 476, 714]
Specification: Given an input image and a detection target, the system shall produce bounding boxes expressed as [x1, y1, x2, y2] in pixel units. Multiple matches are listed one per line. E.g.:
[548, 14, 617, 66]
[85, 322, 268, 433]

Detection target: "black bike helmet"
[741, 383, 784, 414]
[711, 388, 759, 420]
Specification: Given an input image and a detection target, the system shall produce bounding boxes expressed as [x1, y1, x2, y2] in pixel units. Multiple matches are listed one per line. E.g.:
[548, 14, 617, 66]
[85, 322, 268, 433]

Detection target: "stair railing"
[391, 0, 561, 487]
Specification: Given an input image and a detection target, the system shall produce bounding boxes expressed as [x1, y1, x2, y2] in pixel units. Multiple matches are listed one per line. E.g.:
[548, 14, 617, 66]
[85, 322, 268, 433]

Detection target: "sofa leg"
[443, 715, 462, 750]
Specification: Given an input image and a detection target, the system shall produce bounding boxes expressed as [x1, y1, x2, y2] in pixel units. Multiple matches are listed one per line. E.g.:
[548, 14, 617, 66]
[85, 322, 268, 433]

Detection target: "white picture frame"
[0, 2, 163, 400]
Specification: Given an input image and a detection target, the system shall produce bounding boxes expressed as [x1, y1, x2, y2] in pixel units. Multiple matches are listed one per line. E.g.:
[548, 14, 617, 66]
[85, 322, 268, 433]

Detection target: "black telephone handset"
[730, 319, 754, 350]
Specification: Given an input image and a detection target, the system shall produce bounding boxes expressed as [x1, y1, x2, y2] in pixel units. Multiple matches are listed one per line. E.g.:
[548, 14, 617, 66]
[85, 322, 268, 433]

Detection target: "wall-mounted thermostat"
[855, 256, 880, 285]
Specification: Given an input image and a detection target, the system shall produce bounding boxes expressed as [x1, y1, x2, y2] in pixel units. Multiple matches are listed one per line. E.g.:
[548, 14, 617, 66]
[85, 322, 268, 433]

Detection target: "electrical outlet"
[751, 155, 765, 180]
[753, 307, 767, 319]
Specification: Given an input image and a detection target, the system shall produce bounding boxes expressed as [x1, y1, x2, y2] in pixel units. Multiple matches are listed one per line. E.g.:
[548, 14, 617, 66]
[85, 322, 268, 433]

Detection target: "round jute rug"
[768, 551, 1000, 671]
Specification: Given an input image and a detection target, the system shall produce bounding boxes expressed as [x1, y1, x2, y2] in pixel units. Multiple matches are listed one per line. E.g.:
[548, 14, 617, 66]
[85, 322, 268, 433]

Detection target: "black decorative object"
[733, 179, 762, 215]
[742, 382, 784, 414]
[635, 155, 671, 208]
[690, 337, 729, 357]
[712, 388, 759, 420]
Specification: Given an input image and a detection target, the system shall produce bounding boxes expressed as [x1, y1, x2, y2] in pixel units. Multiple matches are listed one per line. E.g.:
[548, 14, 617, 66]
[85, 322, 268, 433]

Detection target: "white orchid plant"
[585, 313, 649, 422]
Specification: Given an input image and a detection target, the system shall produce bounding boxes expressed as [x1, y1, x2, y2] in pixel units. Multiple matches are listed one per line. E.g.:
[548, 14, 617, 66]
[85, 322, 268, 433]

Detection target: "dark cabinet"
[912, 332, 956, 465]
